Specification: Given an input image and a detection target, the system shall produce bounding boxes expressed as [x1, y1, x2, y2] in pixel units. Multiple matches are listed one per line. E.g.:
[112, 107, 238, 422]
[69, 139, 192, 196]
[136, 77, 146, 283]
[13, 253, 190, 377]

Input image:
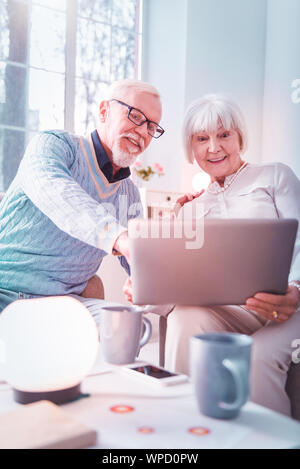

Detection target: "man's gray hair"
[105, 79, 161, 101]
[183, 94, 248, 164]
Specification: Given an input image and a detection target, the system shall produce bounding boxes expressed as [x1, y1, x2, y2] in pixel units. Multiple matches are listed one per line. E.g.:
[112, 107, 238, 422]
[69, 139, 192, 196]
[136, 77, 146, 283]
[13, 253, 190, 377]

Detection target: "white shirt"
[182, 162, 300, 283]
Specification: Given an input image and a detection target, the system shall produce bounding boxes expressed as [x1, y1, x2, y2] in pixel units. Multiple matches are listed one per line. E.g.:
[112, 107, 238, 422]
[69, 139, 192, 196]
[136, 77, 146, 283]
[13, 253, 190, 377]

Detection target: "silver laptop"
[128, 218, 298, 306]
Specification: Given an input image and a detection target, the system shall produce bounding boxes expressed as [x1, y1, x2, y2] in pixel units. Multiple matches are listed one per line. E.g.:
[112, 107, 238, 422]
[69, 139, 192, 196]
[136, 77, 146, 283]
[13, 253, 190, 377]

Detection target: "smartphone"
[121, 362, 188, 387]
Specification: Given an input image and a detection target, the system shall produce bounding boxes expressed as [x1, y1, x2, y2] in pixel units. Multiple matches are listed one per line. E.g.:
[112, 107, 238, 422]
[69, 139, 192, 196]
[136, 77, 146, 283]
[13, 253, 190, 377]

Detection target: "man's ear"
[99, 100, 109, 122]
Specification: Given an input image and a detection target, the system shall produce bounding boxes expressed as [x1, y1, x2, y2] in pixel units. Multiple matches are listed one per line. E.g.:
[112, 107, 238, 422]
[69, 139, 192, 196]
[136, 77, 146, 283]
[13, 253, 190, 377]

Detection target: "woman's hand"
[123, 277, 133, 304]
[245, 285, 300, 323]
[176, 190, 205, 208]
[173, 190, 205, 216]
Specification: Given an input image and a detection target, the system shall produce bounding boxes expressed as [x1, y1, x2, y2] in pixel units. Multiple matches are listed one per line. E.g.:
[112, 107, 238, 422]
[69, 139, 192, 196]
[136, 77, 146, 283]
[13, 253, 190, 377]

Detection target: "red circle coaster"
[138, 427, 155, 434]
[110, 405, 135, 414]
[188, 427, 211, 436]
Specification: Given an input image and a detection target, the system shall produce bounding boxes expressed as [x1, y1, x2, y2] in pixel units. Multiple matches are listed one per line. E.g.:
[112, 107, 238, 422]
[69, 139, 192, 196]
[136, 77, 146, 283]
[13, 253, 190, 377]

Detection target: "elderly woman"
[164, 94, 300, 418]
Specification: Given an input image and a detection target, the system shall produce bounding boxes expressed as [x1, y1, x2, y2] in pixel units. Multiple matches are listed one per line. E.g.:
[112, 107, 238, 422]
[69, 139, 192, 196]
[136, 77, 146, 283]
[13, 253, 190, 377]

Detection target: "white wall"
[262, 0, 300, 178]
[140, 0, 188, 192]
[141, 0, 268, 192]
[182, 0, 267, 191]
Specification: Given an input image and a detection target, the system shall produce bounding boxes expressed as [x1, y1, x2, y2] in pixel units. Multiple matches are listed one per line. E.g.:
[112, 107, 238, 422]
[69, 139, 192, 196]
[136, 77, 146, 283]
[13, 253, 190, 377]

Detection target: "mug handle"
[139, 317, 152, 347]
[218, 358, 247, 411]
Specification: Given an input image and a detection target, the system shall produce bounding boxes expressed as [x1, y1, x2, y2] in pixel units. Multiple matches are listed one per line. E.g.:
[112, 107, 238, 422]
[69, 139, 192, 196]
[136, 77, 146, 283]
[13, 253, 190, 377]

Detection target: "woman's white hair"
[105, 79, 161, 101]
[183, 94, 248, 164]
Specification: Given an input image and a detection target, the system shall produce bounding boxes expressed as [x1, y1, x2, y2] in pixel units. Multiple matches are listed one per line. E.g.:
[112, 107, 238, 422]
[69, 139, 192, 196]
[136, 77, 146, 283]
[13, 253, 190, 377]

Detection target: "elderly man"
[0, 79, 164, 322]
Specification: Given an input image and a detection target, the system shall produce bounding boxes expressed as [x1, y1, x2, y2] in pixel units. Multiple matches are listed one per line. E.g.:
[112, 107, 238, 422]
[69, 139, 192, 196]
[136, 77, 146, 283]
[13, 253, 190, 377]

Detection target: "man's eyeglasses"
[110, 99, 165, 139]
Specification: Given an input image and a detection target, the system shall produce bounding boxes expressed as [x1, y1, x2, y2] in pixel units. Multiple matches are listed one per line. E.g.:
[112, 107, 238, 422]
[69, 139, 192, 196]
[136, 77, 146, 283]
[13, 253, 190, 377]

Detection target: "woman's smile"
[207, 155, 227, 164]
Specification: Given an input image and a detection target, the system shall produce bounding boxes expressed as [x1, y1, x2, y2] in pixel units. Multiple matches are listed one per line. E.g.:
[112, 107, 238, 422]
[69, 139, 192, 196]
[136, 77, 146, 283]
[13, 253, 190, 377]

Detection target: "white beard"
[111, 145, 138, 168]
[112, 134, 144, 168]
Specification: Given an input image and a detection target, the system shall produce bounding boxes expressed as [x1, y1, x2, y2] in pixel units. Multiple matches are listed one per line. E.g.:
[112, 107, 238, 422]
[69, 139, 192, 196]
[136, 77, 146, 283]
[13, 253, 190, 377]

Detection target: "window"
[0, 0, 141, 191]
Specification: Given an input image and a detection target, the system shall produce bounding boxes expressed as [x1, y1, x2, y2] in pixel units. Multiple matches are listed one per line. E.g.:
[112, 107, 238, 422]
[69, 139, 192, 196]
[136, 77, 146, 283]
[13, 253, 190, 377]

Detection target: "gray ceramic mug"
[99, 305, 152, 365]
[190, 332, 253, 419]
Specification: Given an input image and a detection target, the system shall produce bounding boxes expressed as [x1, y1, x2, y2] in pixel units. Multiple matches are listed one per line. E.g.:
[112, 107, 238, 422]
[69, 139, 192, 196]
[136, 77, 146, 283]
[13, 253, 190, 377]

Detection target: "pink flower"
[134, 160, 142, 168]
[154, 163, 164, 173]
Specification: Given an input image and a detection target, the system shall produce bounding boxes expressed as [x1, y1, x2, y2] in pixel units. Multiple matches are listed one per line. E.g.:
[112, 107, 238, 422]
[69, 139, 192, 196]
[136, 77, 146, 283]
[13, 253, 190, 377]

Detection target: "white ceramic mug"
[99, 305, 152, 365]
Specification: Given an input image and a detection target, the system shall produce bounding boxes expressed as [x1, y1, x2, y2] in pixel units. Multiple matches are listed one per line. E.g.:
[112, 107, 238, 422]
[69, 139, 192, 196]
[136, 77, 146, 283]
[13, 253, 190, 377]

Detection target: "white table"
[1, 362, 300, 450]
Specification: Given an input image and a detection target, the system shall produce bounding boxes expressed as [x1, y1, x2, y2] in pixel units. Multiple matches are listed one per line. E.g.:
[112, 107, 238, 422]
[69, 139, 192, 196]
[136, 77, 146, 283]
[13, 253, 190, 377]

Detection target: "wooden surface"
[0, 400, 97, 449]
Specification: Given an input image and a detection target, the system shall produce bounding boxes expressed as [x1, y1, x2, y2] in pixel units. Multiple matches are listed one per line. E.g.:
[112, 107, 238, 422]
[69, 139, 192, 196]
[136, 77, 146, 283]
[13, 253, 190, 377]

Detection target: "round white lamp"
[0, 296, 99, 404]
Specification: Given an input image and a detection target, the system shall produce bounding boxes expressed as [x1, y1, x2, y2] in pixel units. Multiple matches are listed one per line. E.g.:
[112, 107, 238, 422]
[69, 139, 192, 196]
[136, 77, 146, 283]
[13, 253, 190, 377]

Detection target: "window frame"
[0, 0, 142, 190]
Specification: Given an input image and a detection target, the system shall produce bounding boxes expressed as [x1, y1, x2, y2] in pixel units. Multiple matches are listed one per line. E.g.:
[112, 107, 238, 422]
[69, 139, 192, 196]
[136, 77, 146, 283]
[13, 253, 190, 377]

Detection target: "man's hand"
[113, 230, 130, 264]
[245, 285, 300, 323]
[123, 277, 133, 304]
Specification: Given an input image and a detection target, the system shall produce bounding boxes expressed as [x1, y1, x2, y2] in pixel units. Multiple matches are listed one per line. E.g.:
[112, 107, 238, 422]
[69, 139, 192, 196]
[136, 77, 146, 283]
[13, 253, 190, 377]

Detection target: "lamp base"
[13, 383, 81, 405]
